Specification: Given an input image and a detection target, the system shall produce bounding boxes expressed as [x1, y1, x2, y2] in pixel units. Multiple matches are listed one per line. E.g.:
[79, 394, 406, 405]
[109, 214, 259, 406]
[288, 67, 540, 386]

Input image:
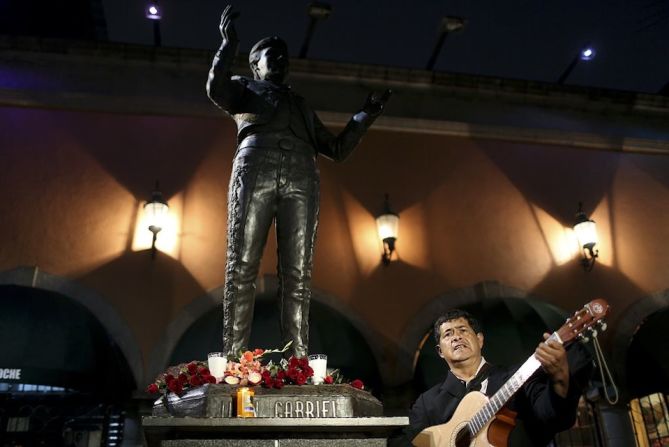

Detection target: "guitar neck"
[467, 333, 560, 435]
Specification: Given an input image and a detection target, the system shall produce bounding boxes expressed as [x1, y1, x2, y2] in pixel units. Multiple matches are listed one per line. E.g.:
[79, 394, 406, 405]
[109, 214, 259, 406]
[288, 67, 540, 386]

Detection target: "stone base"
[142, 416, 409, 447]
[152, 384, 383, 418]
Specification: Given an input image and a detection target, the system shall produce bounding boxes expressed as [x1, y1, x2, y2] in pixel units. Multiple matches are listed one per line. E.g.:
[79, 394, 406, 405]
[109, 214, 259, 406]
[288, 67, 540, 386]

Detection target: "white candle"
[308, 354, 328, 385]
[208, 352, 227, 382]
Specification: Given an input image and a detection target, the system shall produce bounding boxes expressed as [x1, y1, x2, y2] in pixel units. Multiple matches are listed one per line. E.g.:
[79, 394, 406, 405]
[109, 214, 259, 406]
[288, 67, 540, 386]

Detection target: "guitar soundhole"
[454, 426, 472, 447]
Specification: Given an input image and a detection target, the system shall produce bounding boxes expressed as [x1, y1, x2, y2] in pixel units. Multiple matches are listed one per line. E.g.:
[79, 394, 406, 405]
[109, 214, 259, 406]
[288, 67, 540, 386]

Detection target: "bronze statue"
[207, 5, 391, 358]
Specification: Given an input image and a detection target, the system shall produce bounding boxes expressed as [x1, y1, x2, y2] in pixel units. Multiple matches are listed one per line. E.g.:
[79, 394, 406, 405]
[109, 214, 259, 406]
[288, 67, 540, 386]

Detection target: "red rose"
[286, 367, 298, 381]
[146, 383, 159, 394]
[350, 379, 364, 390]
[298, 357, 309, 369]
[165, 374, 175, 383]
[173, 383, 183, 395]
[274, 378, 284, 389]
[167, 380, 179, 393]
[198, 367, 210, 375]
[203, 374, 216, 384]
[189, 376, 201, 387]
[253, 348, 264, 357]
[324, 376, 334, 384]
[187, 363, 198, 374]
[289, 357, 299, 368]
[295, 372, 307, 385]
[178, 373, 188, 385]
[276, 370, 286, 381]
[261, 371, 273, 388]
[304, 365, 314, 377]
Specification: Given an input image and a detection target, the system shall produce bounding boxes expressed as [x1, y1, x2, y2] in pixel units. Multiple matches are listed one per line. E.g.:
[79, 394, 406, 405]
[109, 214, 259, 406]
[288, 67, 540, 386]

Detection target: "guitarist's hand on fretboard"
[534, 332, 570, 398]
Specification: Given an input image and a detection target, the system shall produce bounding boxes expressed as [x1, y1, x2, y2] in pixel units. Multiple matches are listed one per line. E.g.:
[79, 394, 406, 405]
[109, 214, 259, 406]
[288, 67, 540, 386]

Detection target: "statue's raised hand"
[362, 89, 392, 118]
[219, 5, 240, 43]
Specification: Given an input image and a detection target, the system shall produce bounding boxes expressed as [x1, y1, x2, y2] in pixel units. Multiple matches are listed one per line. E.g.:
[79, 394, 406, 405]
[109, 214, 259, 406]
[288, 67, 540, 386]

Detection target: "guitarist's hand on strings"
[535, 332, 570, 398]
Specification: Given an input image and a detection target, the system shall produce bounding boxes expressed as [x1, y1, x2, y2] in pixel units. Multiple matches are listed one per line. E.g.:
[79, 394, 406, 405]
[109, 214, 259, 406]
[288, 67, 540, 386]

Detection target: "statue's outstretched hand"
[362, 89, 392, 117]
[219, 5, 240, 43]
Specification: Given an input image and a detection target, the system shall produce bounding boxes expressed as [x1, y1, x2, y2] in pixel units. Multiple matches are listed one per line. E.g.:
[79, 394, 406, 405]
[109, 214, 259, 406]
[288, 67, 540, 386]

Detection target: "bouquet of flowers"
[146, 341, 366, 396]
[221, 342, 293, 386]
[261, 356, 314, 389]
[146, 361, 216, 396]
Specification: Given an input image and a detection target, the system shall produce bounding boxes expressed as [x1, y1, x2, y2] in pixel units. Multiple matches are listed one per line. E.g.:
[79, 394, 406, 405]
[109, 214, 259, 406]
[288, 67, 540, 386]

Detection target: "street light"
[145, 2, 162, 47]
[426, 16, 466, 71]
[557, 44, 596, 84]
[299, 2, 332, 59]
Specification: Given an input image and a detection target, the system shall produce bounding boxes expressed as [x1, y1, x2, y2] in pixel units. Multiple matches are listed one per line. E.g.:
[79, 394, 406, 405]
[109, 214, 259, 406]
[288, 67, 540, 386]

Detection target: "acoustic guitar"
[413, 299, 609, 447]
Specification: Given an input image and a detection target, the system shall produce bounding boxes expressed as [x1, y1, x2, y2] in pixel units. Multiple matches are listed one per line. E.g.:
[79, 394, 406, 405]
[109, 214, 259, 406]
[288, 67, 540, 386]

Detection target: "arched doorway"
[626, 306, 669, 398]
[626, 307, 669, 446]
[0, 285, 135, 446]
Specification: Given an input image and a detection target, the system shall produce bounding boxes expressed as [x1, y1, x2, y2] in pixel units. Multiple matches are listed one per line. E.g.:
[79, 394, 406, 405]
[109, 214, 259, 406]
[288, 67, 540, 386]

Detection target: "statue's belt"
[238, 134, 315, 156]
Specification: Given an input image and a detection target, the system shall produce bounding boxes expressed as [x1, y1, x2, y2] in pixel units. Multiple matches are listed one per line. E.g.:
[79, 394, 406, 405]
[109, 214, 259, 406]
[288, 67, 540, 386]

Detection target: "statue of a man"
[207, 5, 391, 358]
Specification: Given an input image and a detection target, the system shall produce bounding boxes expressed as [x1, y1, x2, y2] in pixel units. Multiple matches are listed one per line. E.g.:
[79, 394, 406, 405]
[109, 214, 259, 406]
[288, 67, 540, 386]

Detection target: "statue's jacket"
[206, 42, 374, 163]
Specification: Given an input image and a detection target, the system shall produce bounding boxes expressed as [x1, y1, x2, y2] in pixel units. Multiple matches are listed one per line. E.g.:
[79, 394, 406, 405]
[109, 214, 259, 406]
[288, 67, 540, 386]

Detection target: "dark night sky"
[7, 0, 669, 93]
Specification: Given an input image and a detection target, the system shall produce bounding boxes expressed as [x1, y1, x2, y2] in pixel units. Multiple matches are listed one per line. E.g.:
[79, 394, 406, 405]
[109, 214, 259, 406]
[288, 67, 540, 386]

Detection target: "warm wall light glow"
[340, 190, 382, 276]
[132, 193, 182, 258]
[531, 205, 580, 266]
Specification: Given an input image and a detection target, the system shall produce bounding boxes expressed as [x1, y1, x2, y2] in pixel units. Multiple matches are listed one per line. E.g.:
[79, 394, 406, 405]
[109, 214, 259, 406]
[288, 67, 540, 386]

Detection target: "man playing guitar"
[402, 308, 594, 446]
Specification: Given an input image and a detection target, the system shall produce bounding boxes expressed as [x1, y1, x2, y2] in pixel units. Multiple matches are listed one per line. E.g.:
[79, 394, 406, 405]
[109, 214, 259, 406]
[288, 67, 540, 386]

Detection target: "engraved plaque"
[152, 384, 382, 418]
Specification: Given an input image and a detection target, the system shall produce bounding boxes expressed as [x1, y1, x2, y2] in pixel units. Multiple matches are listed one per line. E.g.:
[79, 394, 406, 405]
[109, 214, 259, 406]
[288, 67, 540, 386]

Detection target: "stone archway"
[146, 274, 388, 385]
[0, 266, 143, 387]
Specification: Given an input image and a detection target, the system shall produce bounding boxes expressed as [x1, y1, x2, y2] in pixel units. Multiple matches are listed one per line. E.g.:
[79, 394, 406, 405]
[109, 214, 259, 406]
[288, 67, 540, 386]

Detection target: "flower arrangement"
[261, 356, 314, 389]
[221, 348, 265, 386]
[146, 361, 216, 396]
[146, 342, 366, 397]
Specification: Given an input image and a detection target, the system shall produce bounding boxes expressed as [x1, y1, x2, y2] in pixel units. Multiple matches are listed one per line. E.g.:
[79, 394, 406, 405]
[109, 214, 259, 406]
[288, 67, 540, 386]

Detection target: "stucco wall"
[1, 104, 668, 386]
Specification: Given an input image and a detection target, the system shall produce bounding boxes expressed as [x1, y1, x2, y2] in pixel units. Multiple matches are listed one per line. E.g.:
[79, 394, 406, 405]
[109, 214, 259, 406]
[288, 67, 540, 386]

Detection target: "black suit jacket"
[207, 40, 374, 163]
[398, 344, 593, 447]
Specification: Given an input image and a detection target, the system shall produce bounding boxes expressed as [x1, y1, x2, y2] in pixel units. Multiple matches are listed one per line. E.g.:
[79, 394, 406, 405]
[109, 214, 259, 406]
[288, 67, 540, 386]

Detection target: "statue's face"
[253, 46, 289, 84]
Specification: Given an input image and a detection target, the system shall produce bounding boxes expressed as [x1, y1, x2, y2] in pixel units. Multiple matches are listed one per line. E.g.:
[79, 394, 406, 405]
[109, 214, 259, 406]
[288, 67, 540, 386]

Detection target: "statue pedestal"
[151, 384, 384, 418]
[144, 384, 408, 446]
[142, 416, 408, 446]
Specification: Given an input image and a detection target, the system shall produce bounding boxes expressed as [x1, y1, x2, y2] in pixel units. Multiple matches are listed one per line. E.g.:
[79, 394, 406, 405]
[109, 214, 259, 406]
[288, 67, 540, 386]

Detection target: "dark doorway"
[0, 285, 134, 446]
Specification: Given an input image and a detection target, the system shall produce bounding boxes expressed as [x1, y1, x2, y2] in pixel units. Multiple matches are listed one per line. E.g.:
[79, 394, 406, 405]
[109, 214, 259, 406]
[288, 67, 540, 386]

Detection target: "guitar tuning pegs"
[591, 329, 598, 338]
[578, 333, 590, 343]
[599, 322, 607, 331]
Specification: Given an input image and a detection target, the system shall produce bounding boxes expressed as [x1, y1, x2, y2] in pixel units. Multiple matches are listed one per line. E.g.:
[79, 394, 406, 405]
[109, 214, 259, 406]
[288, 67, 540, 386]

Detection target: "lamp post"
[426, 16, 466, 71]
[146, 2, 162, 47]
[557, 44, 596, 84]
[573, 202, 598, 271]
[299, 2, 332, 59]
[376, 194, 399, 266]
[145, 182, 169, 259]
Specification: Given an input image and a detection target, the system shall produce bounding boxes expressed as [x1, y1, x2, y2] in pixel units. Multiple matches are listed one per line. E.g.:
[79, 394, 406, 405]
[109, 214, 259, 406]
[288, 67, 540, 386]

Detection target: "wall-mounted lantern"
[376, 194, 399, 266]
[574, 202, 599, 271]
[144, 182, 169, 259]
